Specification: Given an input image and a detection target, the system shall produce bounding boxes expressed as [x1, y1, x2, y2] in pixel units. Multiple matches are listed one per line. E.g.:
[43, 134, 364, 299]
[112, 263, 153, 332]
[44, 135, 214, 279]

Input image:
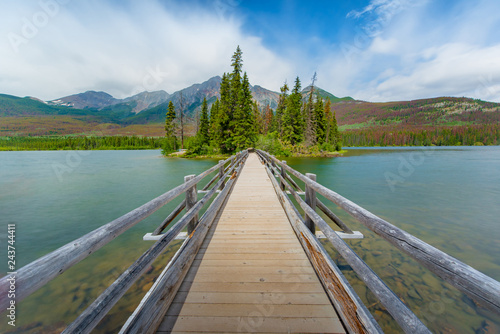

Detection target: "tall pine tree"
[315, 98, 326, 145]
[304, 73, 318, 146]
[165, 101, 176, 138]
[199, 97, 210, 145]
[209, 98, 221, 145]
[196, 46, 255, 153]
[331, 110, 341, 150]
[231, 72, 256, 150]
[324, 100, 341, 150]
[283, 77, 303, 145]
[276, 82, 289, 139]
[325, 99, 332, 143]
[164, 101, 177, 152]
[218, 73, 232, 152]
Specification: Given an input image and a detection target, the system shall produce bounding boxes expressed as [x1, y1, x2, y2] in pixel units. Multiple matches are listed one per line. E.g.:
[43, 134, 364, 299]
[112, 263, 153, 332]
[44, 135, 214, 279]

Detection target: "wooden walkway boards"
[156, 153, 346, 334]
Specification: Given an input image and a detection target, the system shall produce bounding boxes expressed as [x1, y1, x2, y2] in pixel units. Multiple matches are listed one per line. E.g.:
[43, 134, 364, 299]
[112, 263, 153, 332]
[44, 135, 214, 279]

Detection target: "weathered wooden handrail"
[0, 155, 234, 310]
[218, 159, 226, 190]
[262, 157, 383, 334]
[185, 174, 198, 234]
[120, 152, 247, 333]
[316, 200, 354, 234]
[201, 160, 232, 191]
[153, 157, 237, 235]
[304, 173, 317, 233]
[275, 165, 354, 234]
[260, 153, 430, 333]
[62, 151, 248, 334]
[257, 149, 500, 316]
[152, 199, 186, 235]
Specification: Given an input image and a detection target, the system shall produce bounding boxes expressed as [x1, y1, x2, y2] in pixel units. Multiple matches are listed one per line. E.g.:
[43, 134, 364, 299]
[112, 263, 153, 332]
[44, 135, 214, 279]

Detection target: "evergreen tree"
[304, 73, 317, 146]
[315, 98, 326, 145]
[231, 72, 256, 150]
[164, 101, 178, 152]
[218, 73, 232, 152]
[324, 99, 333, 143]
[324, 101, 341, 151]
[331, 110, 341, 150]
[210, 46, 256, 153]
[304, 96, 315, 145]
[275, 82, 289, 138]
[199, 97, 210, 145]
[283, 77, 303, 145]
[178, 92, 185, 149]
[209, 98, 221, 144]
[165, 101, 176, 138]
[187, 46, 260, 154]
[226, 46, 244, 151]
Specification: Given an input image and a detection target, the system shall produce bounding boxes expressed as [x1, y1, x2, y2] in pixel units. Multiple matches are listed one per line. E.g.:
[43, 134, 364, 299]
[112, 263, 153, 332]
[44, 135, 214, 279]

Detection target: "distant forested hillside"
[2, 81, 500, 148]
[335, 97, 500, 146]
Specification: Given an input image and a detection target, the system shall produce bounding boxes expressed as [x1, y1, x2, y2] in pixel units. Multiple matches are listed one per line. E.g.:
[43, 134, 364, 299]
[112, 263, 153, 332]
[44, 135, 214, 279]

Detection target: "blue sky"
[1, 0, 500, 102]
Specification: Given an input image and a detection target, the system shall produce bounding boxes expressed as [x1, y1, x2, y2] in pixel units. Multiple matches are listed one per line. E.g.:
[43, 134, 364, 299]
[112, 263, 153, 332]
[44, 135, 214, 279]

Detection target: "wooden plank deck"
[156, 153, 346, 334]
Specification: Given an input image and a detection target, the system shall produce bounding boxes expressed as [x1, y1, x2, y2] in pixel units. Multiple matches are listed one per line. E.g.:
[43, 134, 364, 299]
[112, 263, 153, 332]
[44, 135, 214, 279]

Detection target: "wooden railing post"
[185, 175, 198, 234]
[267, 158, 273, 175]
[280, 161, 287, 191]
[235, 153, 239, 166]
[219, 160, 225, 190]
[304, 173, 317, 233]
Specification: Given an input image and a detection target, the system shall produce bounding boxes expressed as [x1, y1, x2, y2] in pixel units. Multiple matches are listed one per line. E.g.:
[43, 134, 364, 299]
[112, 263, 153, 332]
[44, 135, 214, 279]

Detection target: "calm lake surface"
[1, 147, 499, 333]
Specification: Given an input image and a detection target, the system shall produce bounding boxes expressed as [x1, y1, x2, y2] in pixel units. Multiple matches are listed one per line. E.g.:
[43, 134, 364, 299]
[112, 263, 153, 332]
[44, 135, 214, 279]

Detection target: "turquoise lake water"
[0, 147, 499, 333]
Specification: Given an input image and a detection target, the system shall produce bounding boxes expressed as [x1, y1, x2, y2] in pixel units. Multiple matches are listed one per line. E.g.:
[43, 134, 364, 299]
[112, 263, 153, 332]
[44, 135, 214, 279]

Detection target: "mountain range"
[1, 76, 499, 137]
[1, 76, 353, 121]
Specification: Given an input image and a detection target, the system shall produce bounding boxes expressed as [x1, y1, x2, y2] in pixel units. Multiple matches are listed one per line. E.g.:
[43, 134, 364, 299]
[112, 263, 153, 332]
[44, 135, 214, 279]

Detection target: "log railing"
[0, 150, 248, 333]
[120, 152, 247, 333]
[256, 149, 500, 333]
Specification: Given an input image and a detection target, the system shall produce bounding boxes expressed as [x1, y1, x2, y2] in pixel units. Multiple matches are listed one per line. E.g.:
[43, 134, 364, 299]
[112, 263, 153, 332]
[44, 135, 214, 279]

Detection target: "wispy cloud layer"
[0, 0, 292, 100]
[334, 0, 500, 102]
[347, 0, 427, 31]
[0, 0, 499, 102]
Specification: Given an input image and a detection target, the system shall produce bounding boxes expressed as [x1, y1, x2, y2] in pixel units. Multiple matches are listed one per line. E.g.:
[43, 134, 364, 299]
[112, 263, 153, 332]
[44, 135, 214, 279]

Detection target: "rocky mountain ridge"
[45, 76, 353, 118]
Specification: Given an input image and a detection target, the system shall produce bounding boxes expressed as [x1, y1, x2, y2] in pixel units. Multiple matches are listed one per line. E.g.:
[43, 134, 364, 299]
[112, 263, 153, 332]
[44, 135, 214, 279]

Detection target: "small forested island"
[163, 46, 342, 158]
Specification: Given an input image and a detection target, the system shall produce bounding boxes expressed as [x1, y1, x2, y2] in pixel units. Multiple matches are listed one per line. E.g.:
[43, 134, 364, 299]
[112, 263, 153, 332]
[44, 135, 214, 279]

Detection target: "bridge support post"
[280, 161, 287, 191]
[219, 160, 225, 190]
[304, 173, 317, 233]
[185, 174, 198, 234]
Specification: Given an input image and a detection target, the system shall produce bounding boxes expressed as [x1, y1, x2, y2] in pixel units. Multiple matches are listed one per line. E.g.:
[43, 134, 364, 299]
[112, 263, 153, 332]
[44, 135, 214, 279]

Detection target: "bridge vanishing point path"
[157, 152, 346, 333]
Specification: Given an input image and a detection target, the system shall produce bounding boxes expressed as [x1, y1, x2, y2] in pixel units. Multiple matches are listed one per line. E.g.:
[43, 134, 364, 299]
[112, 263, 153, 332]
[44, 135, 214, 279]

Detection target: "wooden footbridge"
[1, 150, 499, 333]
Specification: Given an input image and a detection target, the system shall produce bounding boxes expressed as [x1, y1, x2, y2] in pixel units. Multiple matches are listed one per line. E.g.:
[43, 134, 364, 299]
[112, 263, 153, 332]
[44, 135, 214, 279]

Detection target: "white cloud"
[348, 0, 415, 19]
[369, 37, 399, 54]
[332, 0, 500, 102]
[365, 43, 500, 102]
[347, 0, 428, 37]
[1, 0, 499, 104]
[0, 0, 292, 100]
